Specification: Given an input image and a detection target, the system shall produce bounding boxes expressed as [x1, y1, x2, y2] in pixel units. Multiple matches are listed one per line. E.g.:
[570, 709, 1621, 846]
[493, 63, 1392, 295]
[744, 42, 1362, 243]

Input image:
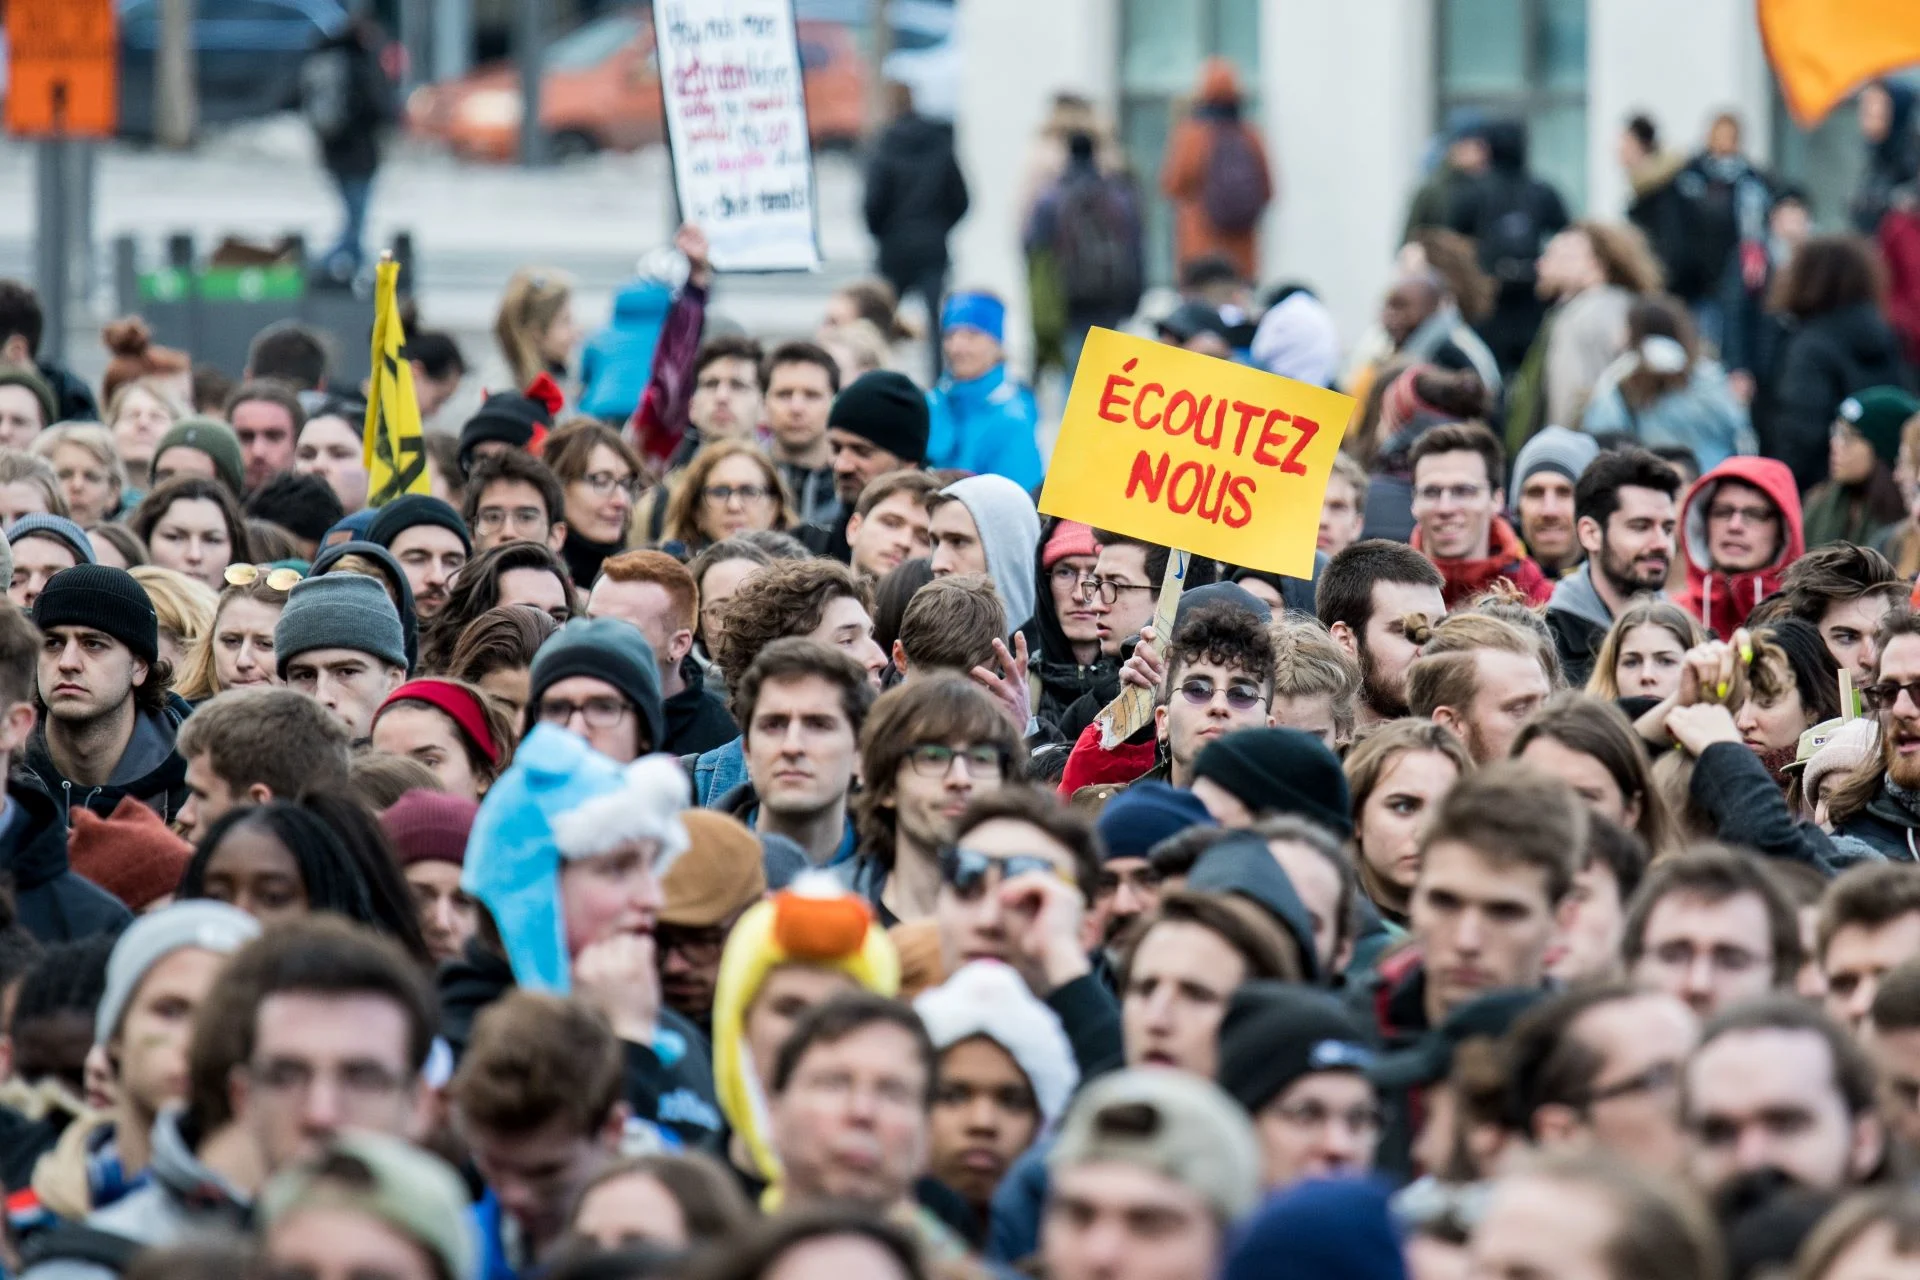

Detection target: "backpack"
[1472, 179, 1548, 288]
[19, 1222, 144, 1274]
[299, 45, 356, 142]
[1051, 175, 1142, 312]
[1201, 126, 1267, 233]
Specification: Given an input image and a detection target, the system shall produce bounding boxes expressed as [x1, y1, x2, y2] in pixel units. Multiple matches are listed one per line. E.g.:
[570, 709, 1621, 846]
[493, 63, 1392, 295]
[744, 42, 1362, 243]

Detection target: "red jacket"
[1057, 718, 1158, 796]
[1410, 517, 1554, 610]
[1675, 456, 1805, 640]
[1881, 209, 1920, 368]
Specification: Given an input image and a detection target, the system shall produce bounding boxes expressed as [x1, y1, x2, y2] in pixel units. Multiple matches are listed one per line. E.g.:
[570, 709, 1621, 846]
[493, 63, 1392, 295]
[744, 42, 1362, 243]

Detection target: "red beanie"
[377, 679, 503, 768]
[1042, 520, 1098, 569]
[68, 796, 193, 911]
[380, 789, 479, 867]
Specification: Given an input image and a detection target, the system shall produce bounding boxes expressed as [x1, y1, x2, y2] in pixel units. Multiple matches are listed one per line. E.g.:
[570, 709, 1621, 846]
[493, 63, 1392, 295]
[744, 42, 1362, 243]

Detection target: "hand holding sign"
[1039, 328, 1355, 580]
[1040, 330, 1353, 746]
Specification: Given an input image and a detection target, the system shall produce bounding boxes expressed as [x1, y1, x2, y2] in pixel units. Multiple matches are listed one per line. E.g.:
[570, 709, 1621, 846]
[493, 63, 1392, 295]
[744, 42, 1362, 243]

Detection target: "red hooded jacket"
[1675, 456, 1804, 640]
[1409, 517, 1554, 610]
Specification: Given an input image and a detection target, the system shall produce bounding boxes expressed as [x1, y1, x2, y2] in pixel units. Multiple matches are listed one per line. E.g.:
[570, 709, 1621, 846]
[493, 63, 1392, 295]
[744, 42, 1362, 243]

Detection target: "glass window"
[1119, 0, 1261, 286]
[1437, 0, 1587, 213]
[1443, 0, 1526, 95]
[1121, 0, 1204, 97]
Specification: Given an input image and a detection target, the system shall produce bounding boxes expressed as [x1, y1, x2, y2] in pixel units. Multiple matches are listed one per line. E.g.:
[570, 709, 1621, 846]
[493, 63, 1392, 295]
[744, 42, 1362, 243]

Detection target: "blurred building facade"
[954, 0, 1883, 359]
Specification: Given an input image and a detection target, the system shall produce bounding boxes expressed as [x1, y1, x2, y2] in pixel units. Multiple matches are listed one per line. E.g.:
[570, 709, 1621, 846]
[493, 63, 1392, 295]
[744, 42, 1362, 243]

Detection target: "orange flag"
[1761, 0, 1920, 127]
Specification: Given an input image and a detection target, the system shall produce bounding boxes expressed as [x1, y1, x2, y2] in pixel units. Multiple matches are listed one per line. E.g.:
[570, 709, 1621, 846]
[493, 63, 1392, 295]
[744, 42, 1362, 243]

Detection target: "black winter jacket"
[0, 771, 130, 944]
[663, 658, 737, 758]
[1769, 301, 1912, 491]
[863, 113, 970, 279]
[22, 695, 191, 826]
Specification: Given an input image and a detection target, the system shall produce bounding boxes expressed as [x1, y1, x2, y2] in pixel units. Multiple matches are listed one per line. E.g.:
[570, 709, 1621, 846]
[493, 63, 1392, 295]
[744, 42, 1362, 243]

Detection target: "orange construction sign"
[5, 0, 119, 138]
[1760, 0, 1920, 127]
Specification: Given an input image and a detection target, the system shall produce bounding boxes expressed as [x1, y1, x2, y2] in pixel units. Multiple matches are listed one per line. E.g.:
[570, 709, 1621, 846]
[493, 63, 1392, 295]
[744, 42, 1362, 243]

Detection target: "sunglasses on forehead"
[225, 563, 303, 591]
[938, 847, 1075, 900]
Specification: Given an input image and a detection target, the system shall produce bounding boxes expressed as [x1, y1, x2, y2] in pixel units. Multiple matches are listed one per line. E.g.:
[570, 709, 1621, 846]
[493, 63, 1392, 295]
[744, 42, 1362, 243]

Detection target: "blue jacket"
[691, 736, 748, 807]
[579, 280, 673, 423]
[927, 364, 1044, 490]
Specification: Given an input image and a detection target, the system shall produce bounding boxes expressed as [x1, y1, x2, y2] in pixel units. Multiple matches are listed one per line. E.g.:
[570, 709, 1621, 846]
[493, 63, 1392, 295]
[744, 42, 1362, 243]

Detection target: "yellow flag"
[363, 256, 430, 506]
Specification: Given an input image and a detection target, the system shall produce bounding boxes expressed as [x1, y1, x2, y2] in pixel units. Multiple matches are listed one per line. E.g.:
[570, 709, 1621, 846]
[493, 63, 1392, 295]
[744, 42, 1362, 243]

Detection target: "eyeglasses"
[474, 506, 550, 535]
[247, 1056, 408, 1102]
[537, 695, 632, 728]
[1077, 576, 1155, 605]
[224, 563, 303, 591]
[1096, 864, 1164, 898]
[655, 921, 731, 960]
[1270, 1099, 1385, 1136]
[1176, 676, 1267, 711]
[939, 847, 1075, 900]
[1863, 680, 1920, 712]
[703, 484, 772, 507]
[1706, 503, 1777, 526]
[582, 470, 640, 499]
[906, 742, 1007, 780]
[1583, 1059, 1681, 1107]
[1412, 483, 1487, 505]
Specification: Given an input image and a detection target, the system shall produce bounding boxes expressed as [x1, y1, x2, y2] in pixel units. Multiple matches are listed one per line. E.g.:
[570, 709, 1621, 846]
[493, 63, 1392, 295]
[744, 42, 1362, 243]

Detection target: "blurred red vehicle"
[408, 8, 868, 161]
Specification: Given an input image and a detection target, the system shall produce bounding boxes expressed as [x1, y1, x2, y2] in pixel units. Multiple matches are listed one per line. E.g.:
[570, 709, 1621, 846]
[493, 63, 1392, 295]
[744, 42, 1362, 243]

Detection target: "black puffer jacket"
[863, 113, 970, 279]
[1769, 301, 1912, 491]
[0, 771, 130, 943]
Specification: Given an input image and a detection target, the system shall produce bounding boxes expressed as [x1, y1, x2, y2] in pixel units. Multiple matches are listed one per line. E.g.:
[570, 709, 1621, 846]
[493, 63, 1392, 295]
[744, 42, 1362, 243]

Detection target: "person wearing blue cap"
[926, 291, 1044, 491]
[6, 512, 95, 610]
[1087, 781, 1214, 953]
[444, 723, 723, 1150]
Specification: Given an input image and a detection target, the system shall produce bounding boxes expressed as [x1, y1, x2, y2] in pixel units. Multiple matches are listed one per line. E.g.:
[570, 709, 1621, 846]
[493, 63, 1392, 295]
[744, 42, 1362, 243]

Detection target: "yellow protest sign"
[1038, 327, 1354, 578]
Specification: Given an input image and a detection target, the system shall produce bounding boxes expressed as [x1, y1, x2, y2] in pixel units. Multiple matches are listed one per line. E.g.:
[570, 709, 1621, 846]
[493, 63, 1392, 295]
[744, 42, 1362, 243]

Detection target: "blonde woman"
[660, 442, 794, 556]
[130, 565, 218, 672]
[1584, 599, 1707, 702]
[495, 268, 580, 393]
[104, 376, 186, 492]
[0, 450, 67, 525]
[30, 423, 125, 524]
[175, 564, 298, 702]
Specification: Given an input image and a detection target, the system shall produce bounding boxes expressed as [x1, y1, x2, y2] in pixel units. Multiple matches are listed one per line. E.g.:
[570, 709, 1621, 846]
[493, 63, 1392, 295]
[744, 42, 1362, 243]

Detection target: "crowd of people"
[2, 54, 1920, 1280]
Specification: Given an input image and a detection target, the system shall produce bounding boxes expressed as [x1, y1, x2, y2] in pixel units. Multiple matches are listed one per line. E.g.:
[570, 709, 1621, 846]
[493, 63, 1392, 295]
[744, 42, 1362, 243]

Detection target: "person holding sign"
[1407, 422, 1553, 609]
[926, 293, 1045, 492]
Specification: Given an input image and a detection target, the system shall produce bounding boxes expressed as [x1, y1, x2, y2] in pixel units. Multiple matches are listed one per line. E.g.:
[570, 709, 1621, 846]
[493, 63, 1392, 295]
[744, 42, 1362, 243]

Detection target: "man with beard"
[1407, 614, 1554, 764]
[1316, 541, 1447, 728]
[1511, 426, 1599, 579]
[799, 371, 931, 563]
[368, 495, 470, 623]
[1831, 610, 1920, 860]
[1084, 783, 1213, 964]
[1547, 448, 1681, 687]
[1684, 996, 1885, 1198]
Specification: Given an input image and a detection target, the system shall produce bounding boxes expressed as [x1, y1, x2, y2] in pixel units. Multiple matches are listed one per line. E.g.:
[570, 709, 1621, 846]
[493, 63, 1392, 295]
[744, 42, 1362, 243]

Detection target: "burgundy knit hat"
[379, 790, 480, 868]
[68, 796, 193, 911]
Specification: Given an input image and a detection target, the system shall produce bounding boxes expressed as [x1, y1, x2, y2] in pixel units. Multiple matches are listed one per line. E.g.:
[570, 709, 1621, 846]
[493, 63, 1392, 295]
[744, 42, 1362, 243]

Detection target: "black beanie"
[1192, 727, 1352, 838]
[1216, 981, 1375, 1114]
[457, 392, 551, 472]
[368, 494, 473, 555]
[827, 370, 930, 465]
[33, 565, 160, 664]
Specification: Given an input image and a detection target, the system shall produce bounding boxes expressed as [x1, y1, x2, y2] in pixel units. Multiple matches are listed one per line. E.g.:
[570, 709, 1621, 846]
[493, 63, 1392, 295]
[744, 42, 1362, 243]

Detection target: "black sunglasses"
[939, 847, 1071, 900]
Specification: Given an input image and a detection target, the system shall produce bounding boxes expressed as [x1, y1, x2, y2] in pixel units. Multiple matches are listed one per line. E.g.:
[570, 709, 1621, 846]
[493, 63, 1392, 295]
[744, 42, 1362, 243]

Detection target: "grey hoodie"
[940, 474, 1042, 630]
[1545, 561, 1616, 634]
[21, 1108, 250, 1280]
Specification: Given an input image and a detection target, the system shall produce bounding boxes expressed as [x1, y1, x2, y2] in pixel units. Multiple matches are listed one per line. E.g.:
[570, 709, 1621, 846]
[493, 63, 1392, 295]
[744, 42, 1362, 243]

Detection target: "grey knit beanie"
[528, 617, 665, 755]
[6, 514, 96, 567]
[274, 573, 407, 677]
[95, 901, 260, 1046]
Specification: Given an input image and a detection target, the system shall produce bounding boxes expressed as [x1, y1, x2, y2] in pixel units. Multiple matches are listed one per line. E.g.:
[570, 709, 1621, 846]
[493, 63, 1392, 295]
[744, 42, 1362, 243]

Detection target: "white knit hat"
[914, 960, 1079, 1130]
